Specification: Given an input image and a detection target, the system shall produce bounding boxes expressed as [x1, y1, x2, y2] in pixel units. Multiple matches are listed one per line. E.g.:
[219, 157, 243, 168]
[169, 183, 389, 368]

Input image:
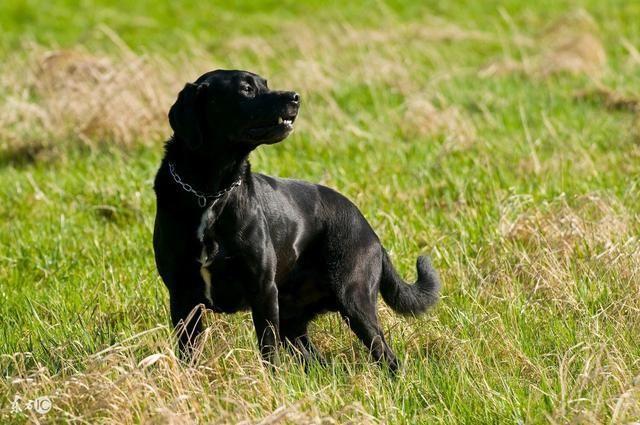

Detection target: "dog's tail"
[379, 250, 440, 316]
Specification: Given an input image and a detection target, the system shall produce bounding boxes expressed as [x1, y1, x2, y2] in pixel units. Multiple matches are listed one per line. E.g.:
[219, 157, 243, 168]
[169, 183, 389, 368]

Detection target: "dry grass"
[548, 343, 640, 424]
[500, 193, 631, 255]
[459, 194, 640, 424]
[480, 9, 606, 79]
[0, 46, 168, 152]
[3, 325, 374, 424]
[401, 96, 476, 151]
[537, 9, 606, 78]
[495, 194, 636, 305]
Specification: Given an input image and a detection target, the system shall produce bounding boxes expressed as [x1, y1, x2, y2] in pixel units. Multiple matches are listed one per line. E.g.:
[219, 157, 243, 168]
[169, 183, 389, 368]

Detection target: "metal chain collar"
[168, 162, 242, 208]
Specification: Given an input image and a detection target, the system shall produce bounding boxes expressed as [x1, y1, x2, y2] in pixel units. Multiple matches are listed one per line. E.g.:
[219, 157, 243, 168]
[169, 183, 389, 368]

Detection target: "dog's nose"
[289, 92, 300, 104]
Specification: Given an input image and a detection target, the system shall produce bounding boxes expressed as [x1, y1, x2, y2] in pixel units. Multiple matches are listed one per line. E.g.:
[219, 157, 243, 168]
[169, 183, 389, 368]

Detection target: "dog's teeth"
[284, 119, 292, 125]
[277, 117, 283, 124]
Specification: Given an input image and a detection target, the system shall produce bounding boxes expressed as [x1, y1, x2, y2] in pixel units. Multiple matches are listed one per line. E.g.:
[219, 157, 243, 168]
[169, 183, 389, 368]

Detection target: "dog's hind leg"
[339, 300, 399, 372]
[331, 246, 399, 372]
[280, 318, 326, 367]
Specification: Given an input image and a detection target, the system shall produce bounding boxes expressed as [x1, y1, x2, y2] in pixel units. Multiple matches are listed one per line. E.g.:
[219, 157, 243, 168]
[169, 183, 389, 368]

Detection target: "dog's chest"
[197, 206, 229, 266]
[196, 208, 250, 312]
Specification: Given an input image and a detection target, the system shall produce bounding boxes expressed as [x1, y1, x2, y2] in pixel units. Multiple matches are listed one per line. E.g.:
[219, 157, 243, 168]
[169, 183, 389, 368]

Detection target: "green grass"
[1, 1, 640, 423]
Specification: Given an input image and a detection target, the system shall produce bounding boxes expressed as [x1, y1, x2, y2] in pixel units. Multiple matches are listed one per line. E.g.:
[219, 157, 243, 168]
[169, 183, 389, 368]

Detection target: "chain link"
[168, 162, 242, 208]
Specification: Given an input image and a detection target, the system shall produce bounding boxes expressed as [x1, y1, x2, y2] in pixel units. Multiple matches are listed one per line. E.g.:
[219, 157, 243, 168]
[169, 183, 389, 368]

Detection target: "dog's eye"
[241, 84, 255, 97]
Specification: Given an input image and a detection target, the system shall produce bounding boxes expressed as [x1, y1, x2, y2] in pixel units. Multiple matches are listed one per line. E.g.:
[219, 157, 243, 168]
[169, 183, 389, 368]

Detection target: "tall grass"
[1, 2, 640, 423]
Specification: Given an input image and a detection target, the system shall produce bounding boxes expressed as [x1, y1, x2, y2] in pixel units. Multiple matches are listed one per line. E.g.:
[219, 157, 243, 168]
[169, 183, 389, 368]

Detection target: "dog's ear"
[168, 82, 208, 149]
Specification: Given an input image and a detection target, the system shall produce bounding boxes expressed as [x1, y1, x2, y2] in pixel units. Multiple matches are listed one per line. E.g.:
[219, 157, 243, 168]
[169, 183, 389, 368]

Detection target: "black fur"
[153, 69, 440, 371]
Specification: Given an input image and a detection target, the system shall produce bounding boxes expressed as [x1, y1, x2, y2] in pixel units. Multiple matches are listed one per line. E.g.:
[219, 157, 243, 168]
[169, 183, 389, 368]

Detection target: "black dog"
[153, 70, 440, 371]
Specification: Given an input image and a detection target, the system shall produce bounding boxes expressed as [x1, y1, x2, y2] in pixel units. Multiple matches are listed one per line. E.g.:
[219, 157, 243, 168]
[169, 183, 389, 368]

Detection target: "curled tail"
[380, 250, 441, 316]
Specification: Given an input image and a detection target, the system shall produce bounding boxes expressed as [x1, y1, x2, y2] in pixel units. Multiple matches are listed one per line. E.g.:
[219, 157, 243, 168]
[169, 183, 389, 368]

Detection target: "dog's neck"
[165, 137, 251, 197]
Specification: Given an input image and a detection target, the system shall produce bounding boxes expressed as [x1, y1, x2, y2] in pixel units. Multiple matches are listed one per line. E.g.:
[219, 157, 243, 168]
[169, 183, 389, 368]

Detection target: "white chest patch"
[198, 247, 214, 305]
[197, 207, 215, 305]
[197, 207, 214, 242]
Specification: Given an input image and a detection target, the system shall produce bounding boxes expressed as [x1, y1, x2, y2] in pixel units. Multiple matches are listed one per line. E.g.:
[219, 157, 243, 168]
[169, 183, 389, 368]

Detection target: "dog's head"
[169, 70, 300, 151]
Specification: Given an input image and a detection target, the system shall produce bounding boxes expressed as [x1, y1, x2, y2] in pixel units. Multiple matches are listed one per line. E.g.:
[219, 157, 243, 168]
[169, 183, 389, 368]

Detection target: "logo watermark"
[10, 395, 52, 415]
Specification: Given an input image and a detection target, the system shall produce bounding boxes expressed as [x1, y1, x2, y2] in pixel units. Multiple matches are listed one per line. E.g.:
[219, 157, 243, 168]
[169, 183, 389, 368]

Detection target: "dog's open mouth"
[277, 116, 294, 127]
[251, 114, 296, 131]
[244, 114, 297, 143]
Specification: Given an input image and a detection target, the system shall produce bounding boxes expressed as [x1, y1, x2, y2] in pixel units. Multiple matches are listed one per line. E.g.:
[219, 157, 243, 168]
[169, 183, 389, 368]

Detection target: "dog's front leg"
[169, 282, 207, 358]
[250, 279, 280, 366]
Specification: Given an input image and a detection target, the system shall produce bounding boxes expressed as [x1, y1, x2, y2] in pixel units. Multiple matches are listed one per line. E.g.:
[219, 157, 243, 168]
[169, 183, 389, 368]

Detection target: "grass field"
[1, 1, 640, 423]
